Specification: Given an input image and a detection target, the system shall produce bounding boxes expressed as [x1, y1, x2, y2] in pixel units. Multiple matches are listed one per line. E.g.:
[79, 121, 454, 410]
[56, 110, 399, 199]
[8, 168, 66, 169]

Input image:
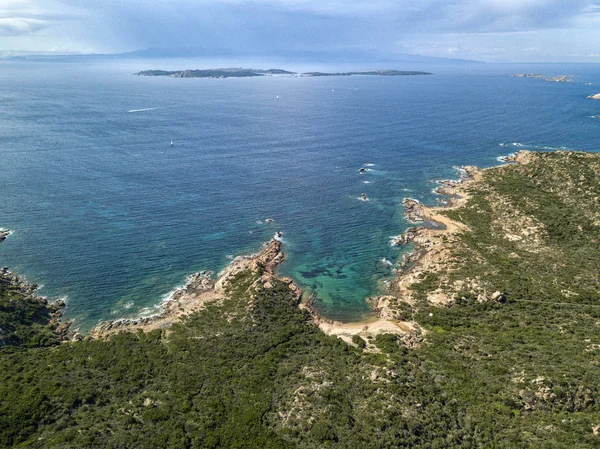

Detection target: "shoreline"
[2, 152, 525, 343]
[0, 265, 71, 341]
[387, 151, 540, 306]
[89, 151, 522, 344]
[90, 238, 303, 338]
[313, 151, 537, 344]
[309, 163, 485, 344]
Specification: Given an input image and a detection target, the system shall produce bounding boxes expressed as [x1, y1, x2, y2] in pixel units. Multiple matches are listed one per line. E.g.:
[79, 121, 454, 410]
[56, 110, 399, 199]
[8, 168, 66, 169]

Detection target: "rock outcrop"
[91, 239, 296, 338]
[0, 267, 71, 341]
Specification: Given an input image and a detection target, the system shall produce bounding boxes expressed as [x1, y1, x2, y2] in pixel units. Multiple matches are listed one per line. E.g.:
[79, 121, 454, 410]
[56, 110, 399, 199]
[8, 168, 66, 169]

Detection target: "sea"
[0, 58, 598, 331]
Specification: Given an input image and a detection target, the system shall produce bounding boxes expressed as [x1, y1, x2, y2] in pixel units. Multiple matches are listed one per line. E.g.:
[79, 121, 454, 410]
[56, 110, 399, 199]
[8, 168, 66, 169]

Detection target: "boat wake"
[128, 107, 158, 113]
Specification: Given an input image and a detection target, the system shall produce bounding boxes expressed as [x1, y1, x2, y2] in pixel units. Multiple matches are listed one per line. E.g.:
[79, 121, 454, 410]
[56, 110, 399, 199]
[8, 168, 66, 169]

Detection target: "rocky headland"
[91, 239, 302, 338]
[88, 152, 529, 344]
[0, 266, 71, 344]
[90, 234, 419, 348]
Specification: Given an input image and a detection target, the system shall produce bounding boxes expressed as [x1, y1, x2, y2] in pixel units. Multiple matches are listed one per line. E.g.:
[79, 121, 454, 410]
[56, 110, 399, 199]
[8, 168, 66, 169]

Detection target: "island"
[301, 70, 432, 77]
[512, 73, 573, 82]
[135, 68, 433, 78]
[512, 73, 545, 78]
[2, 150, 600, 447]
[135, 68, 297, 78]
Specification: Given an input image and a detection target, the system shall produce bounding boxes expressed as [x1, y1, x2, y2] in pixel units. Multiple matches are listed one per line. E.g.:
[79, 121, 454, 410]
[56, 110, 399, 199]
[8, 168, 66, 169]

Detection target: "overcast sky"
[1, 0, 599, 62]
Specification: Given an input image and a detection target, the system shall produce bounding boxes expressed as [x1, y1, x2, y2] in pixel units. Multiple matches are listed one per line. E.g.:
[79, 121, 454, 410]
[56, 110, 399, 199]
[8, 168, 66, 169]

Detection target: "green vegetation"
[1, 151, 600, 447]
[0, 272, 64, 348]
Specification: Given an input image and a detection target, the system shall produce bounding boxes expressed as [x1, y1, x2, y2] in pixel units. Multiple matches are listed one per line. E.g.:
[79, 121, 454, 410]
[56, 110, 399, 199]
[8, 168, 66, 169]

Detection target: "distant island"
[135, 68, 433, 78]
[512, 73, 572, 82]
[301, 70, 432, 77]
[135, 68, 296, 78]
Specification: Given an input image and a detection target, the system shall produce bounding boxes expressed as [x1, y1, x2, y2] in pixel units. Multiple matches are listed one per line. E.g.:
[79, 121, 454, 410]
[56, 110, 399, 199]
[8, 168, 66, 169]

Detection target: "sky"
[1, 0, 599, 62]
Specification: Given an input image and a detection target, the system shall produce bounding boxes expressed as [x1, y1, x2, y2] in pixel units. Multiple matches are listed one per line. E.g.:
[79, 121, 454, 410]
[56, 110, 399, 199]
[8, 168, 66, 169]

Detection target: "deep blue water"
[0, 60, 598, 331]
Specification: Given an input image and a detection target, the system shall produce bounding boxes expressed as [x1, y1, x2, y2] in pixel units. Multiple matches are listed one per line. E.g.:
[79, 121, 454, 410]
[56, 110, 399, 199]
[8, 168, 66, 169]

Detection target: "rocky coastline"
[0, 266, 71, 341]
[382, 152, 543, 310]
[90, 239, 302, 338]
[2, 152, 529, 345]
[69, 155, 521, 343]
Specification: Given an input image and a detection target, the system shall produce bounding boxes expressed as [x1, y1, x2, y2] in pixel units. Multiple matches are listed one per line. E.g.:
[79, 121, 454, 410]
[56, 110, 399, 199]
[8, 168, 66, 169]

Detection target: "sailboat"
[170, 140, 174, 146]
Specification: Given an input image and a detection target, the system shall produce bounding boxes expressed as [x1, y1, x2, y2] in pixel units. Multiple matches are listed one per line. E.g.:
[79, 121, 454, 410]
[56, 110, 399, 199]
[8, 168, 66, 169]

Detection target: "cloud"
[52, 0, 600, 36]
[0, 0, 599, 61]
[0, 18, 49, 36]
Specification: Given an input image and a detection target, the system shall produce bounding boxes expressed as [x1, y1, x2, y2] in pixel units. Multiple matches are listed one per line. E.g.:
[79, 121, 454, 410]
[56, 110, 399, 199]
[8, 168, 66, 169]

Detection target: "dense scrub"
[0, 274, 63, 348]
[1, 151, 600, 448]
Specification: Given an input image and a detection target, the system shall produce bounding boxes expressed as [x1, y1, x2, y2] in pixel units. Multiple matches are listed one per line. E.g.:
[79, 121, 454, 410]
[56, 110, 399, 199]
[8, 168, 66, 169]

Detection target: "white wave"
[432, 178, 460, 184]
[500, 141, 578, 152]
[496, 152, 516, 163]
[52, 295, 69, 305]
[363, 163, 375, 167]
[389, 234, 404, 246]
[362, 180, 371, 184]
[539, 145, 573, 151]
[380, 258, 393, 267]
[127, 107, 158, 113]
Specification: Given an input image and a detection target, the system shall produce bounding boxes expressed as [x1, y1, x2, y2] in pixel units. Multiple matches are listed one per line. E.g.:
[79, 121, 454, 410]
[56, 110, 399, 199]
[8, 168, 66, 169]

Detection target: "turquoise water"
[0, 60, 598, 330]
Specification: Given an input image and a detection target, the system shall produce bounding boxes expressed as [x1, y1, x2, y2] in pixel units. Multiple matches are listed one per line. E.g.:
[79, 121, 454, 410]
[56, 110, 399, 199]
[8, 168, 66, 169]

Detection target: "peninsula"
[135, 68, 433, 78]
[2, 150, 600, 447]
